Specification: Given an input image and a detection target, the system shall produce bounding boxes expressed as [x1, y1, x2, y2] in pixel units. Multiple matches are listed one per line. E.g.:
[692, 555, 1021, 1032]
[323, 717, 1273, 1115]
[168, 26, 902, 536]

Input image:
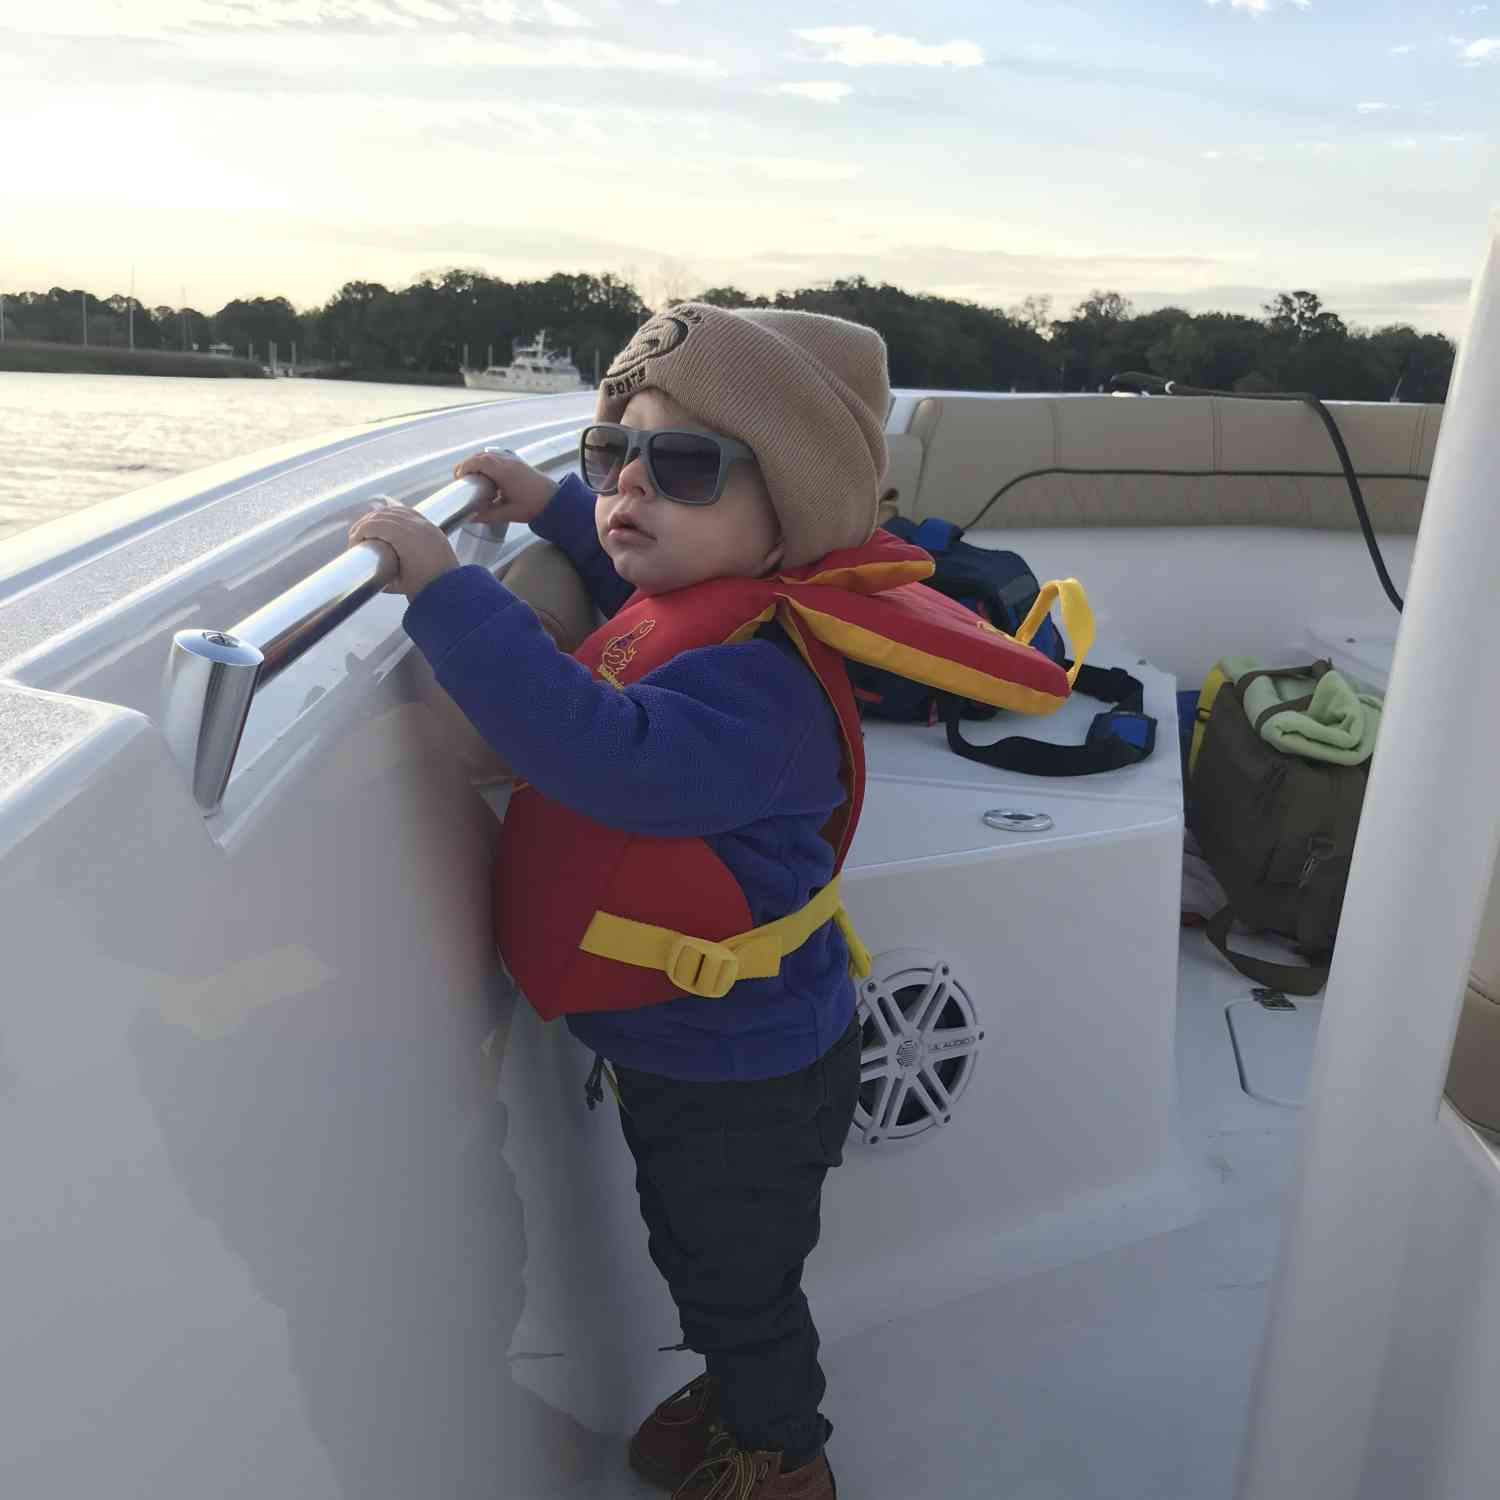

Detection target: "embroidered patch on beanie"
[601, 306, 707, 402]
[594, 301, 892, 568]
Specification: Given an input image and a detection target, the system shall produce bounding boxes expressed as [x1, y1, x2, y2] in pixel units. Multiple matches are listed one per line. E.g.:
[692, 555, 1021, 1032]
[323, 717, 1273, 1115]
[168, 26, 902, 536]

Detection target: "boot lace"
[674, 1444, 772, 1500]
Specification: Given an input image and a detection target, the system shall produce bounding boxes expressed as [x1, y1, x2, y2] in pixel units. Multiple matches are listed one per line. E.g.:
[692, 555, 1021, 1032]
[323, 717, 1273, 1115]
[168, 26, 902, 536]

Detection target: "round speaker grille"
[852, 948, 984, 1144]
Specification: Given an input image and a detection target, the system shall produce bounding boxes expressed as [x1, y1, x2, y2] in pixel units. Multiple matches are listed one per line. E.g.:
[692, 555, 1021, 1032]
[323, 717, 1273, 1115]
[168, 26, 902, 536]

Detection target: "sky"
[1, 0, 1496, 335]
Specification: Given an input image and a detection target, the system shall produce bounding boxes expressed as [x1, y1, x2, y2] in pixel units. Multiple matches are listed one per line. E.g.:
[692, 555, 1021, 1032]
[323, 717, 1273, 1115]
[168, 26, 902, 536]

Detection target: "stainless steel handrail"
[162, 471, 505, 814]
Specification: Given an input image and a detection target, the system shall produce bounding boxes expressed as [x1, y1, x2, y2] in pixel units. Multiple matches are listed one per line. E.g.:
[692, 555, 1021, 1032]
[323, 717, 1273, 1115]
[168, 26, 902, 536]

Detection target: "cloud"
[793, 25, 983, 68]
[738, 243, 1228, 300]
[123, 24, 726, 75]
[748, 157, 862, 183]
[384, 94, 622, 146]
[1356, 101, 1393, 112]
[1389, 44, 1412, 55]
[1457, 36, 1500, 59]
[320, 218, 644, 263]
[1351, 277, 1472, 305]
[429, 33, 726, 72]
[1121, 279, 1470, 335]
[538, 0, 589, 24]
[31, 0, 468, 32]
[26, 0, 599, 34]
[1204, 0, 1310, 12]
[774, 80, 853, 102]
[394, 0, 460, 19]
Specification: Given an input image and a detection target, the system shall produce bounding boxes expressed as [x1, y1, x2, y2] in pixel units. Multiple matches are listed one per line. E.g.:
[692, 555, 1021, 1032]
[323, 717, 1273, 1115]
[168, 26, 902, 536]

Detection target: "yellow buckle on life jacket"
[579, 876, 871, 1000]
[665, 935, 742, 999]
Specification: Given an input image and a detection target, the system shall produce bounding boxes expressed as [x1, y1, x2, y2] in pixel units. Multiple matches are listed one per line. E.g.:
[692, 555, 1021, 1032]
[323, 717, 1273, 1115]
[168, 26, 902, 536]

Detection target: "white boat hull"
[5, 376, 1500, 1499]
[462, 368, 587, 394]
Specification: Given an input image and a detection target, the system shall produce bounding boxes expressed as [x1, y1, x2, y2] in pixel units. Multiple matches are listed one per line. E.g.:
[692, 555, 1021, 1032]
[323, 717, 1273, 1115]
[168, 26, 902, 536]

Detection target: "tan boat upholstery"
[904, 395, 1440, 534]
[414, 540, 598, 784]
[1446, 865, 1500, 1134]
[882, 432, 924, 513]
[497, 540, 599, 653]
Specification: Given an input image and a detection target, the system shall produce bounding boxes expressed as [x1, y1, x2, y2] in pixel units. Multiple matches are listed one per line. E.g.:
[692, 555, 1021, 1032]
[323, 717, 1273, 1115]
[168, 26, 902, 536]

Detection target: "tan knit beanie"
[596, 302, 890, 567]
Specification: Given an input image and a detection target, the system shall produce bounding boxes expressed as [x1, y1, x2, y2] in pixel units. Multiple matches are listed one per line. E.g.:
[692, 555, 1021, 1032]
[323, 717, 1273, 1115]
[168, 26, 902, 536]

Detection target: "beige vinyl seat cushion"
[903, 395, 1440, 534]
[498, 539, 599, 653]
[414, 540, 599, 785]
[1447, 869, 1500, 1133]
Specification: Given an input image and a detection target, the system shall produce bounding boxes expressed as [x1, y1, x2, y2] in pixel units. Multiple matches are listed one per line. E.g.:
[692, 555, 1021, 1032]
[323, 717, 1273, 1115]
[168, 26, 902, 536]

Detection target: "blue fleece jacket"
[402, 473, 856, 1082]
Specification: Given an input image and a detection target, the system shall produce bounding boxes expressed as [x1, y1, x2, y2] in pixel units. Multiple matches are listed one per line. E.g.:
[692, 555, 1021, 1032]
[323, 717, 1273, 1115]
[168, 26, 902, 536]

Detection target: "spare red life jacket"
[495, 528, 1092, 1021]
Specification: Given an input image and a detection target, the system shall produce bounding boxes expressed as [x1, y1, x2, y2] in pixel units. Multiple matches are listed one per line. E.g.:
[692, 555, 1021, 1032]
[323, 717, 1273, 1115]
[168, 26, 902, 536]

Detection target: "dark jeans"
[613, 1016, 862, 1467]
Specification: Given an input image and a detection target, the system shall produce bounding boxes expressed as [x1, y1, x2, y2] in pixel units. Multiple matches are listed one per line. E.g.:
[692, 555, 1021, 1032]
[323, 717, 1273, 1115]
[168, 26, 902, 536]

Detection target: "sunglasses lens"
[649, 432, 723, 504]
[581, 426, 629, 492]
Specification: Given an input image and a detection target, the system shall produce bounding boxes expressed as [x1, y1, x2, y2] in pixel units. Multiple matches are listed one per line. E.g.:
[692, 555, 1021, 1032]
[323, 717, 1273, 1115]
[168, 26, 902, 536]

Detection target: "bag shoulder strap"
[1205, 905, 1330, 996]
[943, 660, 1156, 778]
[1233, 660, 1333, 692]
[1232, 660, 1333, 735]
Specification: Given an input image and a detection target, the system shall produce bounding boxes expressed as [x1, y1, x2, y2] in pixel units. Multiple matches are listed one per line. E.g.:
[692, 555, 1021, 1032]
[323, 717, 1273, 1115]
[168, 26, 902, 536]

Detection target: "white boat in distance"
[463, 330, 587, 393]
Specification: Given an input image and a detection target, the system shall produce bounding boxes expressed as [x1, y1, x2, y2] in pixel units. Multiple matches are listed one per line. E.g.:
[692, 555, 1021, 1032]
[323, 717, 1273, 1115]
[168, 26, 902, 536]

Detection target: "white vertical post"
[1238, 216, 1500, 1498]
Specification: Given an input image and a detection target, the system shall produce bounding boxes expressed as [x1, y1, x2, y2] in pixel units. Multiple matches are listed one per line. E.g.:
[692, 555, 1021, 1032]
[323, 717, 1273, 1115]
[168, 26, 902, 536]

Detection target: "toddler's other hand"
[347, 500, 460, 600]
[454, 448, 559, 525]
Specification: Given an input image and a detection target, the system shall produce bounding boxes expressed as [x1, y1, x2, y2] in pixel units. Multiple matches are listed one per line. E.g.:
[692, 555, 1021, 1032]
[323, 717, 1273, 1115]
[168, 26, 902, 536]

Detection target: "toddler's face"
[594, 390, 784, 596]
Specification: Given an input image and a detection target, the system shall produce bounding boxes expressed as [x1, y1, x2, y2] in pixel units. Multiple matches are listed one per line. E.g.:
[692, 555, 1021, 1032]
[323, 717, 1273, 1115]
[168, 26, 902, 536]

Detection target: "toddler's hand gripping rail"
[161, 474, 503, 814]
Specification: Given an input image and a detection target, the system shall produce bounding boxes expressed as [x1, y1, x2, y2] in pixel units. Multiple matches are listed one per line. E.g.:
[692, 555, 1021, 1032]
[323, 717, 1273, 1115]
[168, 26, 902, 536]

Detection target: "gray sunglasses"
[579, 422, 756, 506]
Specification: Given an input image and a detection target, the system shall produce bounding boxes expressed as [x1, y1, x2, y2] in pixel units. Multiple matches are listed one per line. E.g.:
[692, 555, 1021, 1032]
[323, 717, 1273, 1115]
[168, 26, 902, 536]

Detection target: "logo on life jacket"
[597, 617, 658, 688]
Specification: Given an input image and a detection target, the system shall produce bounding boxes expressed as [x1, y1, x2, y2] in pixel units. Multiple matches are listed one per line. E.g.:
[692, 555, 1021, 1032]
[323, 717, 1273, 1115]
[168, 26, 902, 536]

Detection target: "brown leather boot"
[628, 1373, 726, 1490]
[671, 1446, 836, 1500]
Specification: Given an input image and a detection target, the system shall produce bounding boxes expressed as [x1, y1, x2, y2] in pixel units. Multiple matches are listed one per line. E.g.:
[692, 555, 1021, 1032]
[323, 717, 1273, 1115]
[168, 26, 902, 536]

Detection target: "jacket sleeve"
[403, 565, 838, 837]
[527, 472, 635, 619]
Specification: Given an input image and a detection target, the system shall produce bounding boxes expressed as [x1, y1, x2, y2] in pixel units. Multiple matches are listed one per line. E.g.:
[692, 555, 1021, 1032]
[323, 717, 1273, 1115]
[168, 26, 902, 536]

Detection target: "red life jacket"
[495, 529, 1092, 1021]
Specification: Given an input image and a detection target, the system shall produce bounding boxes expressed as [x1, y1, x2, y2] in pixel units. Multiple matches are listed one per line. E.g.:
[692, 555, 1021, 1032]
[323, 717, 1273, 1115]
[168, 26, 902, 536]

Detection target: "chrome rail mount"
[161, 474, 504, 814]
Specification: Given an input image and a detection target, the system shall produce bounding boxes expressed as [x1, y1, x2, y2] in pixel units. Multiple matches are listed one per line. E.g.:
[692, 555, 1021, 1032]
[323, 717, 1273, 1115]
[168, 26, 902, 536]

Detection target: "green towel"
[1220, 655, 1383, 767]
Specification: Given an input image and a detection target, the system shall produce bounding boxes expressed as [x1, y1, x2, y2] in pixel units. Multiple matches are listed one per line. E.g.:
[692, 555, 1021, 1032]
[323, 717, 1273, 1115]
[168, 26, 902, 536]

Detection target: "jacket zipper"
[1298, 834, 1336, 888]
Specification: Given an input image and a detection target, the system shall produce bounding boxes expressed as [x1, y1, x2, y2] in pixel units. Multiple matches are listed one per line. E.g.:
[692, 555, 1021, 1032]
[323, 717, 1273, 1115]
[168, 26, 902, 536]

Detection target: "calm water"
[0, 372, 519, 547]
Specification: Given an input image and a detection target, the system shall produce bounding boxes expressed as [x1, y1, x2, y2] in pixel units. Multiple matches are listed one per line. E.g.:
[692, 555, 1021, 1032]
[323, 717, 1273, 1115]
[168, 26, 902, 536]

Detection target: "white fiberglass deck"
[591, 931, 1302, 1500]
[592, 945, 1500, 1500]
[819, 934, 1296, 1500]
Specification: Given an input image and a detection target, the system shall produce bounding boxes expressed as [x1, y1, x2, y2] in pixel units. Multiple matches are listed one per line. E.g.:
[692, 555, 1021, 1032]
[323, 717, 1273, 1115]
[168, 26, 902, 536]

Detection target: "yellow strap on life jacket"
[577, 875, 873, 1001]
[1013, 578, 1095, 688]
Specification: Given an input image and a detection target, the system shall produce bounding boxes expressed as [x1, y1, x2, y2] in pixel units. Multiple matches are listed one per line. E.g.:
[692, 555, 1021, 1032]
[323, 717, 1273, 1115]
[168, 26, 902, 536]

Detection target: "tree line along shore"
[0, 340, 268, 379]
[1, 271, 1457, 402]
